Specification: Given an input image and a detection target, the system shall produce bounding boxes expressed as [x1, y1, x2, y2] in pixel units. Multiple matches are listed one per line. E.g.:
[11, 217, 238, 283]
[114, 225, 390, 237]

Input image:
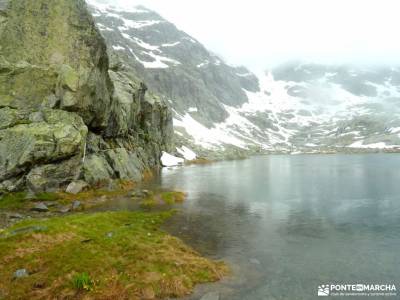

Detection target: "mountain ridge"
[87, 0, 400, 161]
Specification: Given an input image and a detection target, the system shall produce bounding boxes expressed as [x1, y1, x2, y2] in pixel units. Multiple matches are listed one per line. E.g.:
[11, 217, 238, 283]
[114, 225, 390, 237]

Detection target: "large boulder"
[105, 148, 144, 181]
[0, 0, 113, 130]
[0, 0, 173, 192]
[26, 156, 83, 193]
[0, 109, 87, 192]
[82, 154, 114, 185]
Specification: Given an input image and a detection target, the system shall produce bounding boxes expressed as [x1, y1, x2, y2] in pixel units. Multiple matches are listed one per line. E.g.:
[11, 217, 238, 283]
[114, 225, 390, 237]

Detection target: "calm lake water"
[154, 154, 400, 300]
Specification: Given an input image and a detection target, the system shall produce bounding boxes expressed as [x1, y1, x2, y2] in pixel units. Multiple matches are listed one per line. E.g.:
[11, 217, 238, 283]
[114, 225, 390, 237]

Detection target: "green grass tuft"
[34, 192, 59, 202]
[161, 191, 186, 204]
[0, 192, 28, 209]
[140, 191, 187, 208]
[72, 272, 94, 291]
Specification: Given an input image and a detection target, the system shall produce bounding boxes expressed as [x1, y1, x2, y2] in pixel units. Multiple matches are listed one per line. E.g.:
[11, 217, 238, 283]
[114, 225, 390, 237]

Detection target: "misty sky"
[105, 0, 400, 71]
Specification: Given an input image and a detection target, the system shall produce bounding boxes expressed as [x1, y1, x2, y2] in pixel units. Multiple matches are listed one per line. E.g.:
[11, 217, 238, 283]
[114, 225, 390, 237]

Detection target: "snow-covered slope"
[86, 0, 400, 157]
[259, 62, 400, 150]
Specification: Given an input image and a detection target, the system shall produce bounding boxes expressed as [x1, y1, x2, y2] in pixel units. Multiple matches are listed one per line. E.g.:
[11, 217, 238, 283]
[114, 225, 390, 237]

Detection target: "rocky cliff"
[0, 0, 173, 193]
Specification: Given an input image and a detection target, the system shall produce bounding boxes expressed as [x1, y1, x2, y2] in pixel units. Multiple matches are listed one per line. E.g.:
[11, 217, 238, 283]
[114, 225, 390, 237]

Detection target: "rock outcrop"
[0, 0, 173, 193]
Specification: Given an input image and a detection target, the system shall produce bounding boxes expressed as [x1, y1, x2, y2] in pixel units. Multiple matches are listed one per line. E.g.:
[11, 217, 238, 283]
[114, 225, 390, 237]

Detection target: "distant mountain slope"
[87, 0, 400, 157]
[263, 62, 400, 150]
[87, 0, 258, 123]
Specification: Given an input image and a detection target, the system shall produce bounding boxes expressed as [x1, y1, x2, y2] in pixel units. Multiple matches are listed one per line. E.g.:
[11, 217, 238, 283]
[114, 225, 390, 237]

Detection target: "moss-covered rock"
[0, 0, 113, 129]
[26, 156, 83, 193]
[0, 60, 59, 109]
[82, 154, 114, 185]
[0, 110, 87, 190]
[0, 0, 173, 193]
[105, 148, 144, 181]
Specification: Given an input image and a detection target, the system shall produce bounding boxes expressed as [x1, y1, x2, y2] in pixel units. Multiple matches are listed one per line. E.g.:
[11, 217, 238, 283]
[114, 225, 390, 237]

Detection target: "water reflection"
[163, 192, 263, 257]
[158, 154, 400, 300]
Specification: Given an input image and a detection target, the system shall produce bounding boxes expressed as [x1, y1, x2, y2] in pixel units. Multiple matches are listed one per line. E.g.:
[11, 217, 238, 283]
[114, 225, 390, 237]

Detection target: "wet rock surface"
[31, 203, 49, 212]
[71, 200, 82, 211]
[66, 181, 88, 195]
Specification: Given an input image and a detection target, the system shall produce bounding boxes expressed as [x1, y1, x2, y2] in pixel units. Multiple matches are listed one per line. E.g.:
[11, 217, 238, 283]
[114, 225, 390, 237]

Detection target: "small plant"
[140, 196, 157, 208]
[35, 192, 59, 202]
[0, 192, 28, 209]
[161, 191, 186, 204]
[72, 272, 94, 291]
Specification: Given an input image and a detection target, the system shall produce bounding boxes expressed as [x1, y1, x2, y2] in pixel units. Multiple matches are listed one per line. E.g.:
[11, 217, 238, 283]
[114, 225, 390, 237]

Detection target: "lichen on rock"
[0, 0, 173, 193]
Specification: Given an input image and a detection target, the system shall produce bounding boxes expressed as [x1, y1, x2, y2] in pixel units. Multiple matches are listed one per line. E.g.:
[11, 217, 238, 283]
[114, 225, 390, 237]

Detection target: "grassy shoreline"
[0, 190, 228, 299]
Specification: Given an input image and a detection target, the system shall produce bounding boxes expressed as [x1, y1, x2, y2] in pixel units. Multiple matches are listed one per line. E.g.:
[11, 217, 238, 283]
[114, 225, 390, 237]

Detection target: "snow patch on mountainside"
[161, 152, 184, 167]
[173, 113, 249, 149]
[177, 146, 197, 160]
[389, 127, 400, 134]
[112, 45, 125, 51]
[126, 47, 180, 69]
[97, 23, 113, 31]
[348, 141, 398, 149]
[197, 61, 209, 68]
[162, 41, 181, 47]
[131, 37, 160, 51]
[120, 19, 163, 30]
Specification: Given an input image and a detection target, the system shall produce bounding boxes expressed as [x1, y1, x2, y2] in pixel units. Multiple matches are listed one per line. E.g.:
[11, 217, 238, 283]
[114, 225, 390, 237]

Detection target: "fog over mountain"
[87, 0, 400, 159]
[96, 0, 400, 70]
